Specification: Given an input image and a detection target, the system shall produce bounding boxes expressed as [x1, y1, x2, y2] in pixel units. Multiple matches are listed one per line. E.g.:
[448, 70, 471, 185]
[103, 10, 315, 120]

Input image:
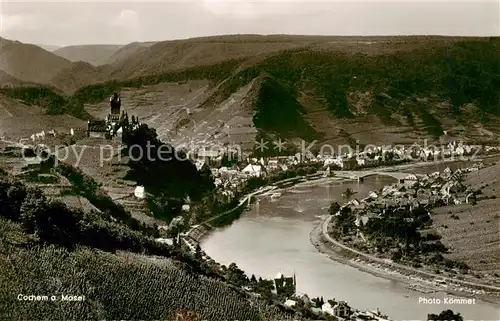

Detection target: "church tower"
[293, 272, 297, 293]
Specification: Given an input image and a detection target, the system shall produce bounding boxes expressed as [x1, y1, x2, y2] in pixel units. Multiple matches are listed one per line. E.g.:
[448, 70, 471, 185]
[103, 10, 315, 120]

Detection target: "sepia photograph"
[0, 0, 499, 320]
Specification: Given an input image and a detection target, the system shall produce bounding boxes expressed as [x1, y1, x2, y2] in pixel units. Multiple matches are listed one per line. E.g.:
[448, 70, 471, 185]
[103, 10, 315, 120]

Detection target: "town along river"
[201, 159, 500, 320]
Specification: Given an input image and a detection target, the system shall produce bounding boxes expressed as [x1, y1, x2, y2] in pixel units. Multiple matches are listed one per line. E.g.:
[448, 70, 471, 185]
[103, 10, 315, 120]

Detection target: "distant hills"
[0, 38, 159, 94]
[35, 44, 62, 52]
[0, 37, 72, 84]
[54, 44, 123, 66]
[1, 35, 499, 150]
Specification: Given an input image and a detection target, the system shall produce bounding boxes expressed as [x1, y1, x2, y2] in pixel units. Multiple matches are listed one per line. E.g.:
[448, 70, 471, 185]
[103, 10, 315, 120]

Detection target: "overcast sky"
[1, 0, 498, 46]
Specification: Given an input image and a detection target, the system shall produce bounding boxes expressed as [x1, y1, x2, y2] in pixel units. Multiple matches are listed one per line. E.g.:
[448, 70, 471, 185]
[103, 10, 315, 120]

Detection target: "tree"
[335, 206, 356, 234]
[19, 187, 48, 233]
[32, 200, 82, 249]
[428, 309, 463, 321]
[40, 152, 55, 172]
[391, 249, 403, 262]
[194, 244, 202, 260]
[328, 201, 341, 215]
[123, 123, 212, 201]
[3, 182, 27, 220]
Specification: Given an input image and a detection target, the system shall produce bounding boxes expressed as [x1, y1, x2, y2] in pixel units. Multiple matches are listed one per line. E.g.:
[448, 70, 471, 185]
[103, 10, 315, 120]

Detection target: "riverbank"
[306, 155, 500, 307]
[191, 155, 500, 306]
[184, 173, 328, 243]
[186, 154, 500, 243]
[310, 210, 500, 306]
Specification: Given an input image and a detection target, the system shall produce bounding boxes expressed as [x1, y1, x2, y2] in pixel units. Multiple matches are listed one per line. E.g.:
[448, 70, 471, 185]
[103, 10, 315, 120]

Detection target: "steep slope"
[0, 171, 294, 321]
[430, 162, 500, 279]
[246, 73, 320, 141]
[102, 35, 313, 80]
[201, 38, 500, 146]
[78, 37, 500, 152]
[17, 35, 486, 92]
[46, 42, 157, 92]
[94, 35, 486, 82]
[1, 239, 285, 321]
[4, 36, 499, 152]
[0, 37, 73, 84]
[35, 44, 62, 52]
[104, 41, 157, 65]
[0, 70, 37, 87]
[50, 61, 104, 94]
[54, 44, 122, 66]
[0, 93, 86, 141]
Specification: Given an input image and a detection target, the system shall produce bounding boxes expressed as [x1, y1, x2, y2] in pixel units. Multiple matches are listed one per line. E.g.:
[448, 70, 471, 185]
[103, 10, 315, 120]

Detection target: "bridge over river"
[331, 170, 425, 183]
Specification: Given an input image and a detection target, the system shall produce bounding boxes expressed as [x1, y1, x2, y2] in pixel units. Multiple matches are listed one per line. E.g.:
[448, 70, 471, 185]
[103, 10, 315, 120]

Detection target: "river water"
[201, 160, 500, 320]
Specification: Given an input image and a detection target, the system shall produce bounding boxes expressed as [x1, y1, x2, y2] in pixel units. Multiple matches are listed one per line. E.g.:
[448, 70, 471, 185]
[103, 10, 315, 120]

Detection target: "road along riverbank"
[310, 200, 500, 306]
[192, 156, 500, 317]
[187, 154, 500, 245]
[201, 175, 500, 320]
[184, 173, 328, 243]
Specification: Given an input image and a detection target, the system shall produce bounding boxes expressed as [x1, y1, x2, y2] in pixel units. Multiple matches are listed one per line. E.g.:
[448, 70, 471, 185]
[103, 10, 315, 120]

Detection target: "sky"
[0, 0, 498, 47]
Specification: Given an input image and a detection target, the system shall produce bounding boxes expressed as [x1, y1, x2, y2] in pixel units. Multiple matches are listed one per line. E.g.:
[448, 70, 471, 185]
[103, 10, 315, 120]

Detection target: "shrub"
[55, 162, 157, 237]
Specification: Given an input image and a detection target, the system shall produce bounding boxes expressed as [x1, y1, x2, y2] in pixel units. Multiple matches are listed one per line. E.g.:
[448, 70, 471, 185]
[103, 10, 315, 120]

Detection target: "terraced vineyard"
[431, 162, 500, 284]
[0, 94, 86, 142]
[0, 219, 293, 321]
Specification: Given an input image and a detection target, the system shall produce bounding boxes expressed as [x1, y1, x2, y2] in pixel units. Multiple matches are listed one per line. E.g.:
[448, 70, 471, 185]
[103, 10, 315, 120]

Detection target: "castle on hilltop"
[87, 92, 139, 141]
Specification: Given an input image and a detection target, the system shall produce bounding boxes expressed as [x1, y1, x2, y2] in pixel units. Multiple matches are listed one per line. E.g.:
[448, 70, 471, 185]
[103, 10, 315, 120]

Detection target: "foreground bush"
[0, 171, 295, 320]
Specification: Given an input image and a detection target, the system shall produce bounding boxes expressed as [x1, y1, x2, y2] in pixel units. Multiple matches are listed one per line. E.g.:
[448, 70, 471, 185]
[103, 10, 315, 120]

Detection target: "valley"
[1, 33, 499, 321]
[2, 35, 499, 153]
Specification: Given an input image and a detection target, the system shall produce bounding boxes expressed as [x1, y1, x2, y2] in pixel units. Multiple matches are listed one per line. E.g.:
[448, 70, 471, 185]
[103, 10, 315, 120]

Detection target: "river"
[201, 159, 500, 320]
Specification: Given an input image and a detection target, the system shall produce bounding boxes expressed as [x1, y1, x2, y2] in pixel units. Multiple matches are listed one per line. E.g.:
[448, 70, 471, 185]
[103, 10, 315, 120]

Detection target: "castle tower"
[106, 93, 122, 135]
[110, 92, 121, 115]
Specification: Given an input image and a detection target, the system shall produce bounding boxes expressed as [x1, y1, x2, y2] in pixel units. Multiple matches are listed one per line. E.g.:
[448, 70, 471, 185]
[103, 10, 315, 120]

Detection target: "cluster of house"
[341, 164, 485, 230]
[184, 140, 491, 210]
[284, 294, 355, 320]
[191, 152, 301, 203]
[270, 273, 390, 321]
[246, 271, 390, 320]
[28, 129, 58, 142]
[192, 139, 491, 176]
[321, 141, 488, 170]
[10, 126, 86, 148]
[244, 272, 353, 320]
[194, 150, 300, 175]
